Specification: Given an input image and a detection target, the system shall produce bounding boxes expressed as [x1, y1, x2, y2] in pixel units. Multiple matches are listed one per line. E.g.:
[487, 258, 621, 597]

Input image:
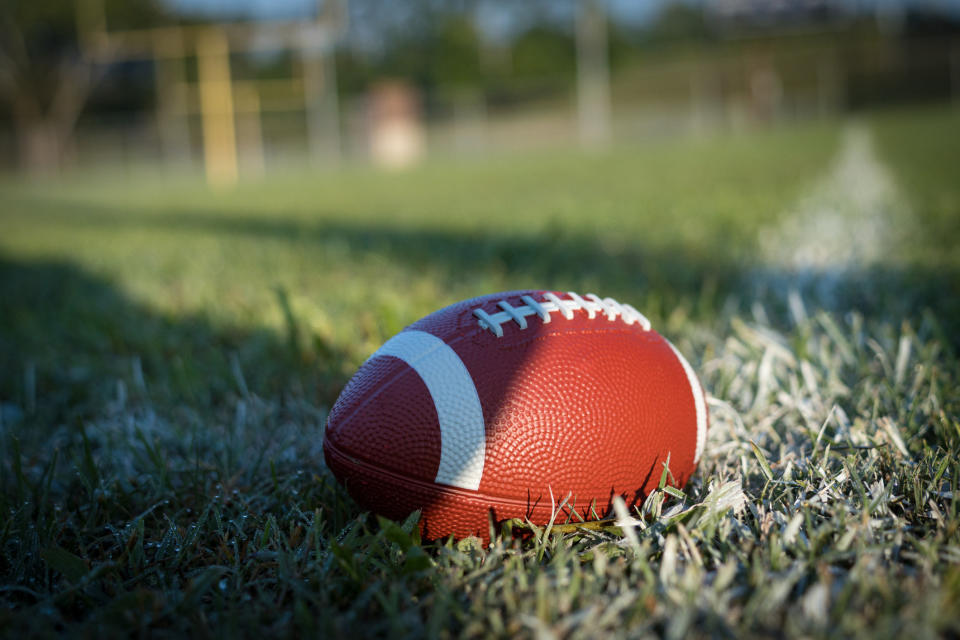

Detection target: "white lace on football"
[473, 291, 651, 338]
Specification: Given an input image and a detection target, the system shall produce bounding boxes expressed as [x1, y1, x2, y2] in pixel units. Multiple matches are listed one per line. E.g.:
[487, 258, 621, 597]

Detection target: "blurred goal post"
[76, 0, 347, 186]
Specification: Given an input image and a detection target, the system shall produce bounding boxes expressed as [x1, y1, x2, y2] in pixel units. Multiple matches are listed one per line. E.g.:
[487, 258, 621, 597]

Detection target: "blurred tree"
[338, 10, 482, 97]
[512, 26, 575, 80]
[434, 15, 483, 88]
[338, 0, 578, 98]
[641, 2, 709, 47]
[0, 0, 165, 174]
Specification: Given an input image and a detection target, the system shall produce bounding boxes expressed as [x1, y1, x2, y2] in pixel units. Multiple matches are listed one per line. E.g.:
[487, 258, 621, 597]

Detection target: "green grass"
[871, 106, 960, 269]
[1, 108, 958, 638]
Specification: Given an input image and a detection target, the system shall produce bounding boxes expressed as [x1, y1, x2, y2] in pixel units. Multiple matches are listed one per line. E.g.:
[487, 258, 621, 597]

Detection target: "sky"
[162, 0, 960, 32]
[164, 0, 691, 24]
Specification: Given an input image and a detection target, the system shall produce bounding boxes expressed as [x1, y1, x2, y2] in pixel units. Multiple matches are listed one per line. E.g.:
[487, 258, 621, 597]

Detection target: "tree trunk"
[15, 113, 64, 176]
[6, 59, 94, 177]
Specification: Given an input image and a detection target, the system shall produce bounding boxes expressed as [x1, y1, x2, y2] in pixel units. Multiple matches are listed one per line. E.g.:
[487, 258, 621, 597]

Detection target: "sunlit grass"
[0, 107, 958, 637]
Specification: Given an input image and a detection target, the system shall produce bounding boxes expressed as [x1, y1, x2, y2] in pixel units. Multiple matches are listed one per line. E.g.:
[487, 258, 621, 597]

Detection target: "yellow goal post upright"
[76, 0, 347, 187]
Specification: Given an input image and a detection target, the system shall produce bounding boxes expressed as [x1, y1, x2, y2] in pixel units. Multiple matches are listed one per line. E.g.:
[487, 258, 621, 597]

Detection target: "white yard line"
[704, 126, 913, 475]
[758, 124, 909, 299]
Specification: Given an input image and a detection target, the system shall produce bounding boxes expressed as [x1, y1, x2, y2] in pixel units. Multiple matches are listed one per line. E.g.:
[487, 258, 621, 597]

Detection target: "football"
[323, 290, 708, 540]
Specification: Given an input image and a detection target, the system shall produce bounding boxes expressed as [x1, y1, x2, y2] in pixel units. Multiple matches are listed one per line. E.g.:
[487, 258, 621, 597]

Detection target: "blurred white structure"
[367, 81, 425, 169]
[575, 0, 612, 148]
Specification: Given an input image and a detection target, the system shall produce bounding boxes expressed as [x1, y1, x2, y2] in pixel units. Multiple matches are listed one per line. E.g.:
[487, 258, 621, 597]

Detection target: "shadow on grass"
[0, 257, 368, 636]
[10, 197, 960, 344]
[0, 256, 348, 434]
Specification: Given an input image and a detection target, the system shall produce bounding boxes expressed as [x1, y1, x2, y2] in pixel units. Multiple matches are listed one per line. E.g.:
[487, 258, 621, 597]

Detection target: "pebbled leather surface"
[324, 290, 708, 541]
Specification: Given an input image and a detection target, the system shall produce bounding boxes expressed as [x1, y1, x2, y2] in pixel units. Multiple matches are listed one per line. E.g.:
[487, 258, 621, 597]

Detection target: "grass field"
[1, 105, 958, 637]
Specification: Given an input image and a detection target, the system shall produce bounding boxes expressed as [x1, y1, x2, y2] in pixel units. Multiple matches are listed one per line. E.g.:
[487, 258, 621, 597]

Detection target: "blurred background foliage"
[1, 0, 959, 176]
